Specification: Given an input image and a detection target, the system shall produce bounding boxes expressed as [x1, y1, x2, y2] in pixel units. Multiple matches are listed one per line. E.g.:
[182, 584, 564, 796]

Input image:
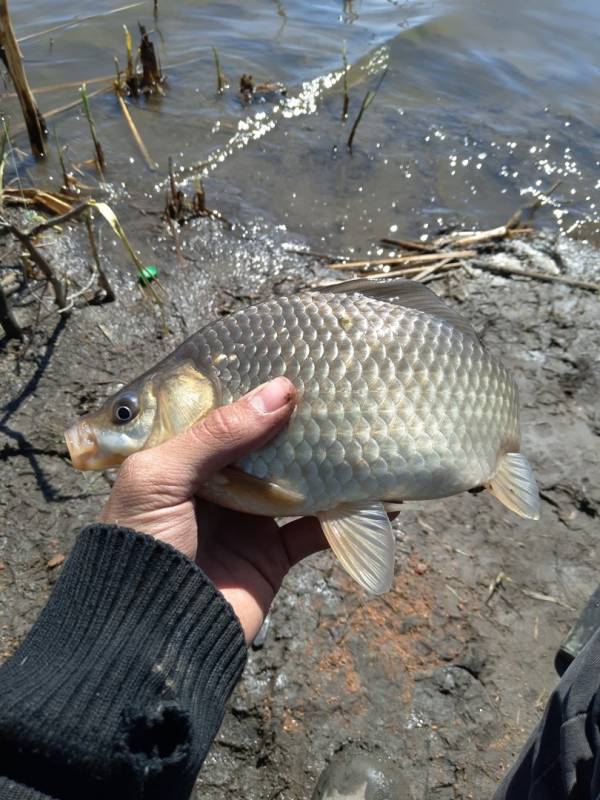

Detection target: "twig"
[380, 237, 434, 252]
[0, 221, 68, 310]
[521, 588, 575, 611]
[116, 94, 157, 170]
[29, 202, 89, 235]
[12, 86, 113, 134]
[412, 256, 459, 282]
[471, 259, 600, 293]
[377, 261, 461, 280]
[505, 180, 562, 230]
[2, 187, 74, 215]
[329, 250, 477, 270]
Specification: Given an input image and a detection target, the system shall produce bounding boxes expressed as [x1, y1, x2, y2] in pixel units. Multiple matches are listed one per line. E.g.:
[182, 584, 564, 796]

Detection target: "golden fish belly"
[183, 291, 520, 514]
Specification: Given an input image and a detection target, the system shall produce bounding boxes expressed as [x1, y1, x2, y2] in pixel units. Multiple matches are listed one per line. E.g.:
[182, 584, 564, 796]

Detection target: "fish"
[64, 277, 540, 595]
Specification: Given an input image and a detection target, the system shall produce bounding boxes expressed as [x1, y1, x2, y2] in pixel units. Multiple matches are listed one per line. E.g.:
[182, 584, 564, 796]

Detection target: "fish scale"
[183, 291, 520, 514]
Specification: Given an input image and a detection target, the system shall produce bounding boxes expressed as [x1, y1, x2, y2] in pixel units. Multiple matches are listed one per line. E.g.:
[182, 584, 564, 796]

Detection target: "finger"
[279, 516, 329, 567]
[139, 377, 297, 493]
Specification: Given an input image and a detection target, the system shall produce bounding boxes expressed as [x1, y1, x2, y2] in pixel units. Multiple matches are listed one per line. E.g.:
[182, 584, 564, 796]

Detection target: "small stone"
[47, 554, 66, 569]
[414, 561, 429, 575]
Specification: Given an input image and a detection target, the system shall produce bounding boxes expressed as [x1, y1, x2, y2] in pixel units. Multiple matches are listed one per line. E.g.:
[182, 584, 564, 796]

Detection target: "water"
[3, 0, 600, 255]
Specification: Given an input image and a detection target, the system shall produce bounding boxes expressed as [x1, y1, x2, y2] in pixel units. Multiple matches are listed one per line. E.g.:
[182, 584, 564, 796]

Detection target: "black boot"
[555, 583, 600, 676]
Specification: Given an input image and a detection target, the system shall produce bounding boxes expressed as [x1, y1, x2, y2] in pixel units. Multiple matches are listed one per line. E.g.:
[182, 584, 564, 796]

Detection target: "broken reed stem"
[212, 46, 225, 94]
[153, 0, 158, 21]
[53, 126, 70, 192]
[380, 237, 435, 252]
[10, 86, 112, 136]
[347, 68, 387, 151]
[139, 24, 161, 89]
[80, 83, 106, 177]
[116, 94, 157, 170]
[329, 250, 477, 270]
[0, 0, 47, 157]
[471, 260, 600, 293]
[17, 3, 145, 45]
[341, 41, 349, 120]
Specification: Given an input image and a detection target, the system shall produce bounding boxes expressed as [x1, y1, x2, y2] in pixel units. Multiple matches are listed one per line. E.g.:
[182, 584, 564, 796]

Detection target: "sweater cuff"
[0, 524, 247, 800]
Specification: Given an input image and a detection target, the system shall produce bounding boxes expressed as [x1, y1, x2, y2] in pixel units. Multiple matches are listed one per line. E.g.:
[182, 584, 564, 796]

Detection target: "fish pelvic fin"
[318, 500, 395, 595]
[199, 468, 306, 516]
[486, 452, 540, 520]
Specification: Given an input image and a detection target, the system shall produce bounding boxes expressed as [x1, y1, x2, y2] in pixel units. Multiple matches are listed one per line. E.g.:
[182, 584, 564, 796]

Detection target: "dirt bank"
[1, 219, 598, 799]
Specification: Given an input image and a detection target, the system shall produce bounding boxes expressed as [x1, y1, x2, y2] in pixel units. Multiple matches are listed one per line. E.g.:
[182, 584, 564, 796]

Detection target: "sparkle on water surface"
[2, 0, 599, 255]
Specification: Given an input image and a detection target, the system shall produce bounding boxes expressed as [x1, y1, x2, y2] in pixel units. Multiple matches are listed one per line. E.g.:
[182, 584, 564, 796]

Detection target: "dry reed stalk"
[0, 0, 46, 156]
[16, 2, 144, 44]
[329, 250, 477, 270]
[212, 46, 225, 94]
[116, 94, 157, 170]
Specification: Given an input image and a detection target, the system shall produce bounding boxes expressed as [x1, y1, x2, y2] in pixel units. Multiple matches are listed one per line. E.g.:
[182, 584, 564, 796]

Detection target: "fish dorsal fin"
[486, 452, 540, 520]
[315, 277, 478, 339]
[318, 500, 395, 595]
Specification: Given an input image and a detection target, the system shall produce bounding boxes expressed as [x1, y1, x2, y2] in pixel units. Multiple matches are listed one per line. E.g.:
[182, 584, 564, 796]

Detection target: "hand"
[100, 377, 327, 643]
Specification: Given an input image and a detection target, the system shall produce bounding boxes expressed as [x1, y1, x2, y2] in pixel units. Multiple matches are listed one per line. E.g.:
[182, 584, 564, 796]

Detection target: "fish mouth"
[64, 420, 100, 470]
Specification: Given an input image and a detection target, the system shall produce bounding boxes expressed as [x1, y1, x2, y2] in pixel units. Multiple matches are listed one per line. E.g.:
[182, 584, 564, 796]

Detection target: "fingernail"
[249, 377, 293, 414]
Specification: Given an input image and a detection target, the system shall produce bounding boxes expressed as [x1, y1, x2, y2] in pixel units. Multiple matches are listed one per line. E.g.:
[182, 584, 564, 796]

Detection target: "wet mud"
[0, 220, 599, 799]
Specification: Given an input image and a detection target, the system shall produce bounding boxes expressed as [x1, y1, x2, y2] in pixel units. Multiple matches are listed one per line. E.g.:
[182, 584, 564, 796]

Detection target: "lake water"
[3, 0, 600, 255]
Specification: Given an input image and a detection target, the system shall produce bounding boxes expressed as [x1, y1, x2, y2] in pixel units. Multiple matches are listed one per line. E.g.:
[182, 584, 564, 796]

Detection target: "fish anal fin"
[486, 452, 540, 520]
[318, 500, 395, 595]
[315, 277, 478, 339]
[199, 467, 306, 516]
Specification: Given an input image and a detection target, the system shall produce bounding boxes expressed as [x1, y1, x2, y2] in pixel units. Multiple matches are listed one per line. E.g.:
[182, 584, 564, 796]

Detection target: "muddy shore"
[1, 219, 599, 799]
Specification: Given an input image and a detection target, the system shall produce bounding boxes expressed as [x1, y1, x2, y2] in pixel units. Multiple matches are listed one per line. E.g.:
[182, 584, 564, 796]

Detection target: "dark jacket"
[0, 525, 247, 800]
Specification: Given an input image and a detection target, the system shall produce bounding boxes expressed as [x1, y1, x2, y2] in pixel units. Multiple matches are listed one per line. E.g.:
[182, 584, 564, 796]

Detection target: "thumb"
[145, 376, 297, 494]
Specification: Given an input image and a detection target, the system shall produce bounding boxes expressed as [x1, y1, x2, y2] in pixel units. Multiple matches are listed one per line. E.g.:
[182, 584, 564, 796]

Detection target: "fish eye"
[113, 394, 139, 425]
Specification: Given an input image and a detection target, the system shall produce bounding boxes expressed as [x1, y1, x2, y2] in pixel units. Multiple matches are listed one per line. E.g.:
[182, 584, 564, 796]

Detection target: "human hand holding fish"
[99, 376, 328, 644]
[66, 277, 540, 603]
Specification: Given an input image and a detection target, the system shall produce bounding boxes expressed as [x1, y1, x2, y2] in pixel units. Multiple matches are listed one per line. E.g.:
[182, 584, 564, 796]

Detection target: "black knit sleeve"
[0, 524, 247, 800]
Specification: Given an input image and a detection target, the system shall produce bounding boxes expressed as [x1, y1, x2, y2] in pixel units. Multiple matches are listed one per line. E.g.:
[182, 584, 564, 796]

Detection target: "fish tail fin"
[486, 452, 540, 520]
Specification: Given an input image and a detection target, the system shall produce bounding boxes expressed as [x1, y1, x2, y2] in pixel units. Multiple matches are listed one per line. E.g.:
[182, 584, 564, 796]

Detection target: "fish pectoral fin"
[315, 276, 478, 339]
[318, 501, 395, 595]
[200, 467, 306, 516]
[486, 452, 540, 520]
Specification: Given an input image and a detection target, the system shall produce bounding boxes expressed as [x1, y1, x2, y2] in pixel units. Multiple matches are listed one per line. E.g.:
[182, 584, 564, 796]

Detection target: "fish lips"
[64, 420, 102, 470]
